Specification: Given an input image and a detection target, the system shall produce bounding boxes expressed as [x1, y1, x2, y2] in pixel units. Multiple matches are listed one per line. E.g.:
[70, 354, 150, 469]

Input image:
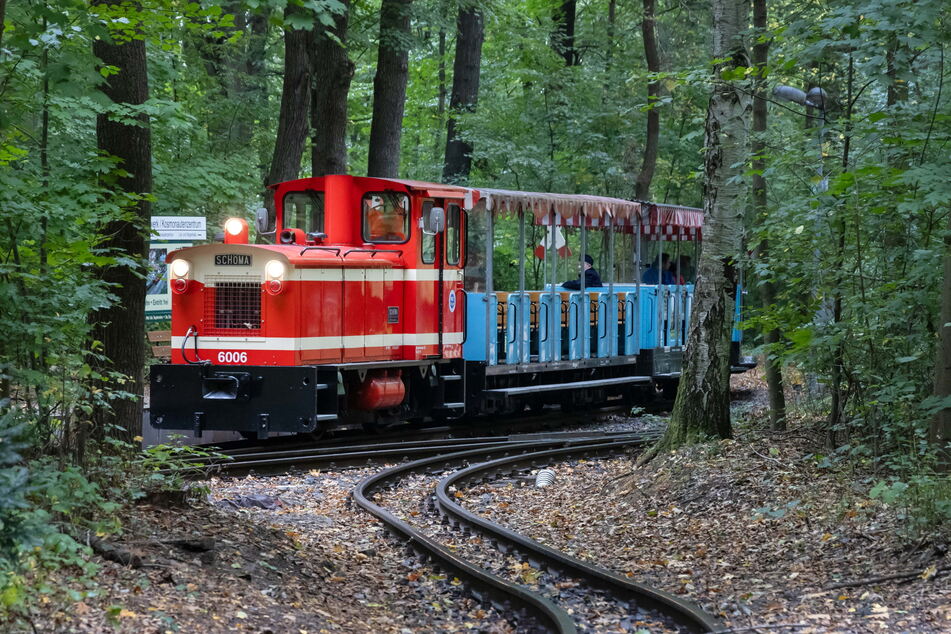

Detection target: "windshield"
[282, 191, 325, 235]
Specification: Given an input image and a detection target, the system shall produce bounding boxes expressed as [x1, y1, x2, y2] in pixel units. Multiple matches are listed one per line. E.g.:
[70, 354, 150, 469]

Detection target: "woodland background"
[0, 0, 948, 621]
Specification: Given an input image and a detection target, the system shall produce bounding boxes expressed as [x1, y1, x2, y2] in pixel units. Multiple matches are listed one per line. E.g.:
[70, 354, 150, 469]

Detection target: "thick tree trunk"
[230, 8, 269, 146]
[552, 1, 578, 66]
[367, 0, 412, 178]
[654, 0, 751, 452]
[89, 5, 152, 444]
[312, 0, 353, 176]
[266, 9, 313, 191]
[751, 0, 785, 430]
[442, 7, 484, 182]
[931, 212, 951, 464]
[435, 27, 447, 158]
[634, 0, 660, 200]
[0, 0, 7, 50]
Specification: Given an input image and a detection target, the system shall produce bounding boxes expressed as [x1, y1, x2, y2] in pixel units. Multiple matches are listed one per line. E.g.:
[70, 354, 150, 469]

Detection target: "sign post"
[146, 216, 207, 321]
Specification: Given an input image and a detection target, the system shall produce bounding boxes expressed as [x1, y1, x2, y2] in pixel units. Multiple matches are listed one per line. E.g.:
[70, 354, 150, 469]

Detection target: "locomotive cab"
[150, 175, 470, 440]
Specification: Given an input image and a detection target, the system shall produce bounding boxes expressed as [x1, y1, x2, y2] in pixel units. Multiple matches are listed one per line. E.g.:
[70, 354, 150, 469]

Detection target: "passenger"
[678, 254, 695, 284]
[561, 254, 602, 290]
[642, 254, 676, 284]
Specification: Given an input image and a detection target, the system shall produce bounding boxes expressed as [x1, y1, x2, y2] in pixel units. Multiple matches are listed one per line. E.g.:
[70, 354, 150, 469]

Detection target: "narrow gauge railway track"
[352, 433, 719, 633]
[197, 400, 676, 457]
[196, 430, 658, 476]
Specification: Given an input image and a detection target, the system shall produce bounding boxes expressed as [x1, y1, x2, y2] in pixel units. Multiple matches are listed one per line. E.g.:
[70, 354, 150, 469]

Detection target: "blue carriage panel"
[638, 286, 659, 351]
[684, 285, 694, 346]
[732, 283, 743, 343]
[596, 293, 618, 358]
[623, 292, 639, 355]
[463, 293, 498, 364]
[505, 292, 531, 364]
[567, 292, 588, 360]
[538, 292, 562, 362]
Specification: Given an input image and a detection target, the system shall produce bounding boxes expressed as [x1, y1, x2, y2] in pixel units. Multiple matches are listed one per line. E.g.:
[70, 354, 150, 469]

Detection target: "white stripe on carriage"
[171, 331, 464, 351]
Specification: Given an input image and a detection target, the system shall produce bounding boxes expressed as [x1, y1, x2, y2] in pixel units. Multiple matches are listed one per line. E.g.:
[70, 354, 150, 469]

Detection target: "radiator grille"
[203, 279, 262, 335]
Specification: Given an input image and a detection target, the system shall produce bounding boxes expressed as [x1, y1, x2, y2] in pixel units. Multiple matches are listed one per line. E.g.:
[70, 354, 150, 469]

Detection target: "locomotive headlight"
[224, 218, 244, 236]
[170, 259, 190, 279]
[265, 259, 285, 280]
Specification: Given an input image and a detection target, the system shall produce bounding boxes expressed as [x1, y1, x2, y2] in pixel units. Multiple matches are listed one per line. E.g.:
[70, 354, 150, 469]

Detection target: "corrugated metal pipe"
[535, 469, 556, 488]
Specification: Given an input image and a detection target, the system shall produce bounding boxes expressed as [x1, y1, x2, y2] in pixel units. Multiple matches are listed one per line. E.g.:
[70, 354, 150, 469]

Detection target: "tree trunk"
[89, 3, 153, 444]
[634, 0, 660, 200]
[931, 211, 951, 464]
[0, 0, 7, 50]
[367, 0, 412, 178]
[751, 0, 785, 430]
[266, 8, 313, 191]
[435, 26, 447, 158]
[652, 0, 751, 453]
[311, 0, 353, 176]
[552, 1, 578, 66]
[442, 7, 484, 182]
[230, 8, 269, 147]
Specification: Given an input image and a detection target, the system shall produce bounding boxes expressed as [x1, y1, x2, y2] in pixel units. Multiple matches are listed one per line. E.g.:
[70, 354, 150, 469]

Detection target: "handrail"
[299, 246, 341, 256]
[538, 302, 550, 344]
[343, 248, 403, 258]
[459, 290, 468, 344]
[569, 300, 579, 342]
[626, 297, 636, 337]
[507, 299, 519, 345]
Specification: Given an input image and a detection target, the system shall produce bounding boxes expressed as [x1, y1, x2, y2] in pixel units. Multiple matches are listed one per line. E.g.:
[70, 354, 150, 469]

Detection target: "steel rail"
[436, 441, 721, 633]
[195, 430, 662, 476]
[351, 433, 669, 633]
[352, 440, 578, 633]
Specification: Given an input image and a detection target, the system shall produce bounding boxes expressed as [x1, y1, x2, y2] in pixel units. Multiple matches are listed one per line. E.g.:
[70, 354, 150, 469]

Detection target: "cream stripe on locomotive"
[295, 268, 463, 283]
[171, 331, 465, 351]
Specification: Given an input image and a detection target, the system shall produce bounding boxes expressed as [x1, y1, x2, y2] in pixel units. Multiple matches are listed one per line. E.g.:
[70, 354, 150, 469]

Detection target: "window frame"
[361, 191, 411, 244]
[445, 203, 464, 266]
[281, 190, 325, 235]
[420, 200, 435, 264]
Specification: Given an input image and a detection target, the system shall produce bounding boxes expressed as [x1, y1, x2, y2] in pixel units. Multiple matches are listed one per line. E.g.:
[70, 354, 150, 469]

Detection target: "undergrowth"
[0, 401, 222, 627]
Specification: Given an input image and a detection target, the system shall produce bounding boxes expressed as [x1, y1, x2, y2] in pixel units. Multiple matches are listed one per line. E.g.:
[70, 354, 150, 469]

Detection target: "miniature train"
[149, 175, 753, 439]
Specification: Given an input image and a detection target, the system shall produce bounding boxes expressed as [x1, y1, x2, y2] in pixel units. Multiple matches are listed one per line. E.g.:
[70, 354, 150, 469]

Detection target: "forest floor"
[24, 372, 951, 633]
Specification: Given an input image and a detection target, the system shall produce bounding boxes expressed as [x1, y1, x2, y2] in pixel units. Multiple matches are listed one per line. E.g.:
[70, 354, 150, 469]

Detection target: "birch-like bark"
[659, 0, 751, 448]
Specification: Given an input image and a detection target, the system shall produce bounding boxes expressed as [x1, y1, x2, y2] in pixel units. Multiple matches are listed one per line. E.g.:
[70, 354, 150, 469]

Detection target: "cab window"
[420, 201, 435, 264]
[363, 192, 410, 243]
[282, 191, 324, 235]
[446, 203, 463, 266]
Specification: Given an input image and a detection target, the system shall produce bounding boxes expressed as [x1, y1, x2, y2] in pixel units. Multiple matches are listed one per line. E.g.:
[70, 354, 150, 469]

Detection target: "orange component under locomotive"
[353, 370, 406, 410]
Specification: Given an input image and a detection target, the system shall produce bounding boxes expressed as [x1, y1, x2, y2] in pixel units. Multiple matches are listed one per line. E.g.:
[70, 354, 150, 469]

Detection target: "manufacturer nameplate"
[215, 254, 251, 266]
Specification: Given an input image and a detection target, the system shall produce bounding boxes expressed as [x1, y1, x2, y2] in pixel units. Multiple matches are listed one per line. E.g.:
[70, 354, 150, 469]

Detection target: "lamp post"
[773, 84, 832, 397]
[773, 85, 830, 193]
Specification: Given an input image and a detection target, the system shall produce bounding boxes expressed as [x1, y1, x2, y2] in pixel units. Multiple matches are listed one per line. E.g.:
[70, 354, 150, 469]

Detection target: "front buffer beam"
[150, 364, 321, 438]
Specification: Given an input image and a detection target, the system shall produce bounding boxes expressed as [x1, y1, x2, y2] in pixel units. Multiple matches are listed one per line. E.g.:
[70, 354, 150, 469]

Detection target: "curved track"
[351, 433, 719, 633]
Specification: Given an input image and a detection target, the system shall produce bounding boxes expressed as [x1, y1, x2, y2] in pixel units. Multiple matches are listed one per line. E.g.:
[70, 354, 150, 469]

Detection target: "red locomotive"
[150, 175, 750, 439]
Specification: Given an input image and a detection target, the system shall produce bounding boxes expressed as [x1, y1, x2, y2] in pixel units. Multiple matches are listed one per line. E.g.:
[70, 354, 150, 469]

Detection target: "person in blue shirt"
[642, 253, 676, 284]
[562, 254, 602, 289]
